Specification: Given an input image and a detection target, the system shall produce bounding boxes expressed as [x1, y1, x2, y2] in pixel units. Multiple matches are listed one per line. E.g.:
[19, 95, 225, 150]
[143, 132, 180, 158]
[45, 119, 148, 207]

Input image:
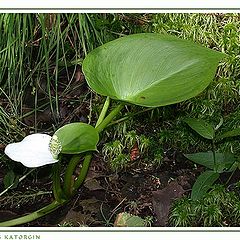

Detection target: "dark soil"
[0, 149, 202, 227]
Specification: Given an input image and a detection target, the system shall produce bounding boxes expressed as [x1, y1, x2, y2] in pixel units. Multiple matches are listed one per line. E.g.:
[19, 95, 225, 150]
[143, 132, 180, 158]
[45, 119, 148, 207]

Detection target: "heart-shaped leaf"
[83, 33, 225, 107]
[52, 123, 99, 155]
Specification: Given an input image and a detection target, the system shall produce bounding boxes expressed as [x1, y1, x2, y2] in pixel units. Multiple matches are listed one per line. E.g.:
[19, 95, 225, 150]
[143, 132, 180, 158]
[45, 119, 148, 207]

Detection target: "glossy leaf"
[185, 152, 236, 173]
[83, 33, 225, 107]
[191, 170, 220, 200]
[184, 118, 215, 139]
[216, 128, 240, 140]
[52, 122, 99, 155]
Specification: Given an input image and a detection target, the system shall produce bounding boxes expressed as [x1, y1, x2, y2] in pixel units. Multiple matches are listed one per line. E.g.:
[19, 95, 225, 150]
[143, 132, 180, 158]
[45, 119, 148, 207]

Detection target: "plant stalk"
[96, 103, 125, 133]
[0, 200, 65, 227]
[52, 162, 66, 202]
[63, 154, 81, 198]
[225, 168, 237, 186]
[212, 140, 217, 172]
[95, 96, 110, 127]
[72, 154, 92, 192]
[63, 97, 110, 197]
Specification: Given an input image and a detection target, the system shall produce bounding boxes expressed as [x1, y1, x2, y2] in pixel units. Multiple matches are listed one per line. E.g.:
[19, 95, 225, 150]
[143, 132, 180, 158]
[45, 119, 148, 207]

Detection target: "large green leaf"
[185, 152, 236, 173]
[191, 170, 220, 200]
[82, 33, 225, 107]
[184, 118, 215, 139]
[51, 122, 99, 155]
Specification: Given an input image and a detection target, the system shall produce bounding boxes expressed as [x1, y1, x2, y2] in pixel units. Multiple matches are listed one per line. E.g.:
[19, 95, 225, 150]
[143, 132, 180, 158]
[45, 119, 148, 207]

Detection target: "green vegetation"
[1, 13, 240, 157]
[1, 13, 240, 227]
[184, 117, 240, 200]
[0, 13, 147, 145]
[151, 13, 240, 154]
[169, 184, 240, 227]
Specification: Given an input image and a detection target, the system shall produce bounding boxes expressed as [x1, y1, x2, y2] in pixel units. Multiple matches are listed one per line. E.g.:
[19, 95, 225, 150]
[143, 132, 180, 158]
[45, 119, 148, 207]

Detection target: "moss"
[169, 184, 240, 226]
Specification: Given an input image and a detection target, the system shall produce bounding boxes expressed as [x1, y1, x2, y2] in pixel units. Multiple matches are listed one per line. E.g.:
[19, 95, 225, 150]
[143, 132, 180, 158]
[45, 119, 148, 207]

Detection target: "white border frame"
[0, 0, 240, 10]
[0, 3, 240, 238]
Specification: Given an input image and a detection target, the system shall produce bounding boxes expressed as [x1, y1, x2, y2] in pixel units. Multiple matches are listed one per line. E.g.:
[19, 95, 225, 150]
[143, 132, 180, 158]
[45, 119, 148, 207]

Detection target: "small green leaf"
[214, 117, 223, 131]
[216, 128, 240, 140]
[3, 170, 15, 188]
[184, 152, 236, 173]
[3, 170, 19, 189]
[191, 170, 220, 200]
[52, 122, 99, 155]
[184, 118, 215, 139]
[228, 161, 239, 172]
[114, 212, 145, 227]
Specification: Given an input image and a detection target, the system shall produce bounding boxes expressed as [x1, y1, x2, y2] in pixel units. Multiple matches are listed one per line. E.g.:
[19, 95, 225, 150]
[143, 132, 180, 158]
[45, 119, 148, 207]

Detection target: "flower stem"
[0, 200, 65, 227]
[96, 103, 125, 133]
[72, 154, 92, 192]
[52, 161, 67, 202]
[60, 97, 112, 197]
[63, 154, 81, 198]
[95, 96, 110, 127]
[66, 97, 112, 194]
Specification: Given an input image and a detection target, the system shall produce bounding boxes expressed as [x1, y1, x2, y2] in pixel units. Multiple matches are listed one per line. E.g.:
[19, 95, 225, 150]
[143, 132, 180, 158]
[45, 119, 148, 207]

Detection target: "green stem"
[96, 103, 125, 133]
[212, 140, 217, 172]
[63, 154, 81, 198]
[95, 96, 110, 127]
[61, 102, 124, 197]
[108, 107, 155, 127]
[72, 154, 92, 192]
[52, 163, 65, 202]
[0, 200, 65, 227]
[225, 167, 237, 186]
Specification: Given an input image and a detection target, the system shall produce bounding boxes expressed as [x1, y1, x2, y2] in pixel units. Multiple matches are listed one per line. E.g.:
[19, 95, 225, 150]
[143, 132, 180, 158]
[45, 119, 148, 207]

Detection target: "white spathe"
[4, 134, 58, 168]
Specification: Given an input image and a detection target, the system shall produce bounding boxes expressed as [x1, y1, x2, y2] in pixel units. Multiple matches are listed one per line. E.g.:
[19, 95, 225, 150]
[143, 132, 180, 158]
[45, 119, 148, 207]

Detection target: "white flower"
[4, 134, 59, 168]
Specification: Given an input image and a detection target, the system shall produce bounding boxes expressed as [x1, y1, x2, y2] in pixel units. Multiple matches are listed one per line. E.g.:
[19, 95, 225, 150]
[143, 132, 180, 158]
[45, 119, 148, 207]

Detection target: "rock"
[152, 181, 185, 226]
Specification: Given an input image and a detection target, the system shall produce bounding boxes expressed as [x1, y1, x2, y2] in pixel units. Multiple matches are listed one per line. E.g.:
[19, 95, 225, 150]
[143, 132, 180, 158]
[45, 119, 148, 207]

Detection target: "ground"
[0, 147, 199, 226]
